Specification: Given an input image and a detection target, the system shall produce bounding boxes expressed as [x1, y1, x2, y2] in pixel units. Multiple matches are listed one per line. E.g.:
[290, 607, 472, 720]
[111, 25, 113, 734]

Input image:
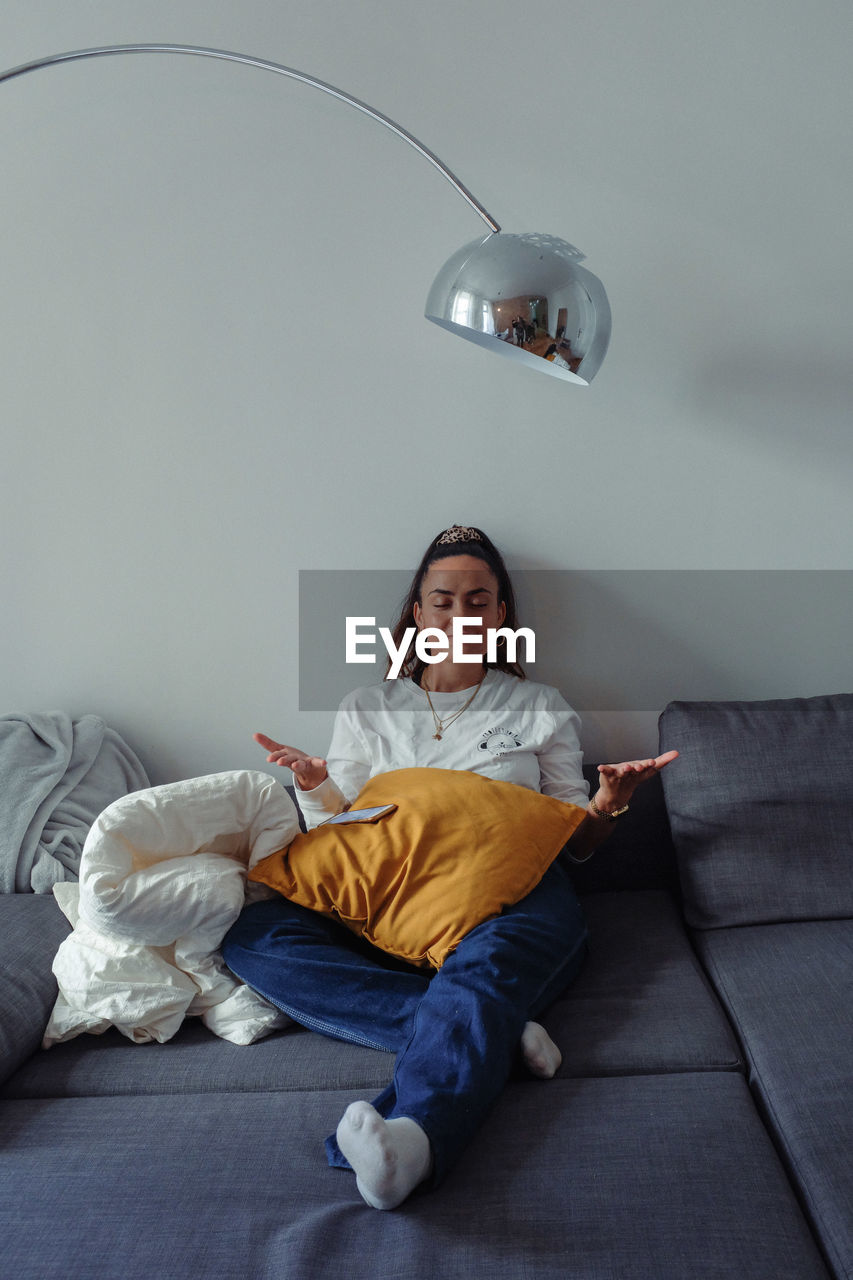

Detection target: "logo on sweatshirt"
[478, 726, 524, 757]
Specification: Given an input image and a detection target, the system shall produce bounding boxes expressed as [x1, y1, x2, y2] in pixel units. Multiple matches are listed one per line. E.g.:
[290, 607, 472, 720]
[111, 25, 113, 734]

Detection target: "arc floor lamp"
[0, 43, 611, 386]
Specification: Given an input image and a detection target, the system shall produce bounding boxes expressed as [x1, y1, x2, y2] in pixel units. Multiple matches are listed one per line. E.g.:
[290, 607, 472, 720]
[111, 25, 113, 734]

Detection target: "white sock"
[336, 1100, 433, 1211]
[521, 1020, 562, 1079]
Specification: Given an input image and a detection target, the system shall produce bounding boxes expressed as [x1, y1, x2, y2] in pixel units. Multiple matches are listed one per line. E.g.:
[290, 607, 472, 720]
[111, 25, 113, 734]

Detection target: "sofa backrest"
[0, 896, 72, 1085]
[658, 693, 853, 929]
[566, 766, 679, 896]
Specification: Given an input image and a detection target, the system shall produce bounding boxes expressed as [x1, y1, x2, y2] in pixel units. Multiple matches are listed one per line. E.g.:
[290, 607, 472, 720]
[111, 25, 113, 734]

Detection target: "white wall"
[2, 0, 851, 783]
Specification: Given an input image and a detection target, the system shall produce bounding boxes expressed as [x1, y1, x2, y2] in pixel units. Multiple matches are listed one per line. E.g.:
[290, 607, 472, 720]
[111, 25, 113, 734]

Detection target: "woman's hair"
[385, 526, 525, 682]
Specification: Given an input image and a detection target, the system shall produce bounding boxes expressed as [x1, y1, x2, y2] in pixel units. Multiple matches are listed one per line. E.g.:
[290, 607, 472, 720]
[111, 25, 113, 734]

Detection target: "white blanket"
[44, 771, 300, 1048]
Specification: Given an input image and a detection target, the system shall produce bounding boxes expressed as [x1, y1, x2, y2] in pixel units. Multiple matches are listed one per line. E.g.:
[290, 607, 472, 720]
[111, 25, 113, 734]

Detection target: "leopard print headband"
[435, 525, 484, 546]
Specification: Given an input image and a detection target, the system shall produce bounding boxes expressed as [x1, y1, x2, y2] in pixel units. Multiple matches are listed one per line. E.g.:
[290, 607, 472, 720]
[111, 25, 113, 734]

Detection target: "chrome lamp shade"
[426, 232, 611, 385]
[0, 44, 612, 388]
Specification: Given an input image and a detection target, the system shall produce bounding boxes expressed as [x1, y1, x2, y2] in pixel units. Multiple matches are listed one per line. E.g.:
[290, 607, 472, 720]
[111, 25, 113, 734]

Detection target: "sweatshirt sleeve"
[537, 691, 589, 809]
[293, 693, 372, 830]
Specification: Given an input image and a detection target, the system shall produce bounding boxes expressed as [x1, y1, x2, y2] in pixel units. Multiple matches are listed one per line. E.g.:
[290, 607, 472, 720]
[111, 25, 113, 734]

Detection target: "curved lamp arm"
[0, 43, 501, 233]
[0, 42, 611, 385]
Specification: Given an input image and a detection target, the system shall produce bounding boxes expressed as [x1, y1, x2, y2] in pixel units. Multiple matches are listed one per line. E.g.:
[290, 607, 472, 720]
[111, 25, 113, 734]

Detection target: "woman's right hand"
[253, 732, 328, 791]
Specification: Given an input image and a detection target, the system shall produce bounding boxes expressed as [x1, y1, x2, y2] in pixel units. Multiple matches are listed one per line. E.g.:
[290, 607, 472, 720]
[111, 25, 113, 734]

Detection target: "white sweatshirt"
[295, 669, 589, 830]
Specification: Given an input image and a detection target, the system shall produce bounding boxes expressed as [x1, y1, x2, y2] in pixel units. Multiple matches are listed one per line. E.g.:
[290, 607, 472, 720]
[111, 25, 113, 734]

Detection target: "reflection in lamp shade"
[426, 232, 611, 385]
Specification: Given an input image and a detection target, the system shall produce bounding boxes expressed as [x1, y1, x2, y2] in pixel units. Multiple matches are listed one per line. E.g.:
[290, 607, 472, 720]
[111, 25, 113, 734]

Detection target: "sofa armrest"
[0, 894, 72, 1083]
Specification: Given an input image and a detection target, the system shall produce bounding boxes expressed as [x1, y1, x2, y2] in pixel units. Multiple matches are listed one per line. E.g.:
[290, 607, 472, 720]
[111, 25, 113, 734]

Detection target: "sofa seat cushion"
[0, 1016, 394, 1100]
[0, 1073, 829, 1280]
[3, 889, 741, 1099]
[659, 694, 853, 929]
[0, 895, 72, 1085]
[546, 890, 742, 1076]
[695, 919, 853, 1280]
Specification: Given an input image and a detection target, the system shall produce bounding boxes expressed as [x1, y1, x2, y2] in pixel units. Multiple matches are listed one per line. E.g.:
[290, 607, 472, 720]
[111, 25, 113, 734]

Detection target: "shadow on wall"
[515, 569, 853, 711]
[690, 347, 853, 465]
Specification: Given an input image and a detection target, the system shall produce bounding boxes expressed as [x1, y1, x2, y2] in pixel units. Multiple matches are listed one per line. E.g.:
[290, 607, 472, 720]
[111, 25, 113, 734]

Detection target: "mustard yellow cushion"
[249, 767, 585, 968]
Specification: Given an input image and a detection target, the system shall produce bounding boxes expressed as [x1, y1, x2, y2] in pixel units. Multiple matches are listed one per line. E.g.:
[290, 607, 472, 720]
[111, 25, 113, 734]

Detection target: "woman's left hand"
[594, 750, 679, 813]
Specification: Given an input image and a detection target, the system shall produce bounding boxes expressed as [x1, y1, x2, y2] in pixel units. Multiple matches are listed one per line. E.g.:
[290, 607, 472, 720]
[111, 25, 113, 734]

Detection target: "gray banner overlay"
[298, 570, 852, 712]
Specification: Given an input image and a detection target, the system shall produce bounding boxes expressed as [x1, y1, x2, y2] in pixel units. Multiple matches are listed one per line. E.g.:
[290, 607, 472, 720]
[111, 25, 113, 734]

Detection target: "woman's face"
[413, 555, 506, 661]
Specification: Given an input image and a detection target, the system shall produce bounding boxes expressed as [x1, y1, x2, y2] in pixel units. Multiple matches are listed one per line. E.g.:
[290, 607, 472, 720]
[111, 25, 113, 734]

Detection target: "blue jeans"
[222, 856, 588, 1184]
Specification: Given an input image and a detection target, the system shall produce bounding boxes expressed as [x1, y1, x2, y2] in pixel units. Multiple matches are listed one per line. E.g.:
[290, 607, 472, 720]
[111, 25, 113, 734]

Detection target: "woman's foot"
[521, 1020, 562, 1078]
[336, 1101, 433, 1210]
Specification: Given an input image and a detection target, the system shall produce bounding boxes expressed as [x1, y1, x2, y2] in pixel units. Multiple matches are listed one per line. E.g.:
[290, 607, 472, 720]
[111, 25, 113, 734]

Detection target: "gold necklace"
[422, 672, 485, 740]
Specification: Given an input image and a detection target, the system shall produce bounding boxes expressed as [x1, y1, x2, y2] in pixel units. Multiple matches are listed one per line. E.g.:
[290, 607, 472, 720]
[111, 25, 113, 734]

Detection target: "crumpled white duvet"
[44, 770, 300, 1048]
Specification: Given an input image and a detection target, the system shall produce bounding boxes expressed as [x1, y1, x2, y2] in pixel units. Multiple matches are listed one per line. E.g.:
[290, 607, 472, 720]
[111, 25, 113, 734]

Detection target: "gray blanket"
[0, 712, 149, 893]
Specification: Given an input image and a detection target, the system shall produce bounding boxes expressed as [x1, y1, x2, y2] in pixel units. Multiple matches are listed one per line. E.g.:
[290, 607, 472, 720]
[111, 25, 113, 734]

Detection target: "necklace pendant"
[433, 731, 442, 740]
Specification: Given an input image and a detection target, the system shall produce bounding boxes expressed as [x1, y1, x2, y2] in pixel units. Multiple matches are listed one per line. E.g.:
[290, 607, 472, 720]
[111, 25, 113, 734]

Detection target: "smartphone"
[318, 804, 397, 826]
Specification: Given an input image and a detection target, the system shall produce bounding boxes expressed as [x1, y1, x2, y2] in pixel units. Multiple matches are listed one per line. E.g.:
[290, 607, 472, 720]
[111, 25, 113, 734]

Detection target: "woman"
[223, 525, 676, 1210]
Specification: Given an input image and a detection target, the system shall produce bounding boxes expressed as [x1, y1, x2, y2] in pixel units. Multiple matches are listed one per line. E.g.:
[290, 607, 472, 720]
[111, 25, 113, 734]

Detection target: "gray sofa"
[1, 694, 850, 1280]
